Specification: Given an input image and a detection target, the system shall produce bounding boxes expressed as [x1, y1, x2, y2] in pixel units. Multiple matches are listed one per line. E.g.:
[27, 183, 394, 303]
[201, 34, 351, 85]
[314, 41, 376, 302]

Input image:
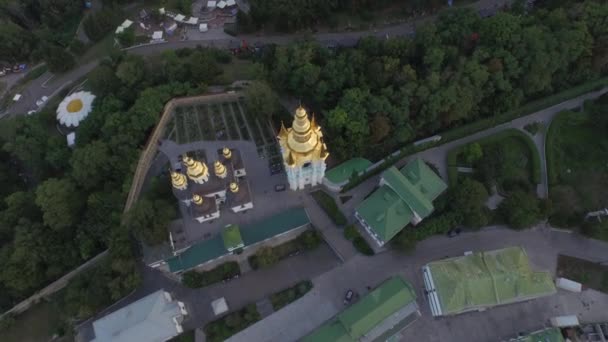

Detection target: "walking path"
[228, 225, 608, 342]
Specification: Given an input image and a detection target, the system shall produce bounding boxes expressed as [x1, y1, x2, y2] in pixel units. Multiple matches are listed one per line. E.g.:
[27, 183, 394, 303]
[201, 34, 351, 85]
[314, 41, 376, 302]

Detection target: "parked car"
[35, 95, 49, 107]
[344, 289, 355, 305]
[447, 228, 462, 238]
[274, 184, 286, 192]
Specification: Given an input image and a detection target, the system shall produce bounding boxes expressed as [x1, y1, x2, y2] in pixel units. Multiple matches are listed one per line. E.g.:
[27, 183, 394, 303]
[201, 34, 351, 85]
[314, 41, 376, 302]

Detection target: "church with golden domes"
[278, 106, 329, 191]
[169, 147, 252, 224]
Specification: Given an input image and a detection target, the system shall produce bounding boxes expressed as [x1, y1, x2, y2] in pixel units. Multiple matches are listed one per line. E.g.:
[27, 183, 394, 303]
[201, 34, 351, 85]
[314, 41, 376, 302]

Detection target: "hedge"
[445, 129, 541, 186]
[311, 190, 347, 225]
[270, 280, 313, 311]
[341, 78, 608, 192]
[545, 111, 569, 186]
[181, 261, 240, 288]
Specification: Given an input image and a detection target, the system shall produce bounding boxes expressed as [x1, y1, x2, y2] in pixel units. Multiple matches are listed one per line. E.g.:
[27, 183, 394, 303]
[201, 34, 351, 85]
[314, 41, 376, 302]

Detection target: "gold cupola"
[277, 105, 328, 165]
[214, 160, 227, 179]
[170, 171, 188, 190]
[229, 182, 239, 193]
[182, 154, 209, 184]
[222, 147, 232, 159]
[192, 194, 203, 205]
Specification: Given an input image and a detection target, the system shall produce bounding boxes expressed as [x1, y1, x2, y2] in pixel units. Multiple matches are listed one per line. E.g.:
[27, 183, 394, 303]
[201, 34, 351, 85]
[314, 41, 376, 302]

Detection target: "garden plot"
[222, 103, 240, 140]
[209, 103, 228, 141]
[230, 102, 251, 141]
[195, 104, 216, 141]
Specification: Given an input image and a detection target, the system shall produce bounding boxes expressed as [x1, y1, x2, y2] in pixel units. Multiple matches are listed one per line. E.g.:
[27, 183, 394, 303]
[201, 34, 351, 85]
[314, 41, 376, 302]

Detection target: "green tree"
[116, 54, 145, 87]
[449, 178, 489, 228]
[462, 143, 483, 165]
[244, 81, 279, 120]
[0, 20, 36, 62]
[42, 44, 75, 72]
[124, 198, 175, 245]
[70, 140, 112, 190]
[88, 65, 122, 97]
[35, 178, 83, 231]
[255, 246, 278, 268]
[499, 190, 542, 230]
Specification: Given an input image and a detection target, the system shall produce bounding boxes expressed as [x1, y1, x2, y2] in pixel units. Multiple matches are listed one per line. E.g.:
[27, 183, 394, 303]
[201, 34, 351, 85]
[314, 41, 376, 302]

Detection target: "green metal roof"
[300, 320, 354, 342]
[356, 159, 447, 243]
[356, 185, 413, 242]
[222, 224, 244, 251]
[240, 207, 309, 245]
[167, 235, 227, 273]
[325, 158, 373, 184]
[400, 158, 447, 202]
[428, 247, 556, 315]
[512, 328, 564, 342]
[302, 276, 417, 342]
[383, 166, 434, 219]
[338, 276, 417, 339]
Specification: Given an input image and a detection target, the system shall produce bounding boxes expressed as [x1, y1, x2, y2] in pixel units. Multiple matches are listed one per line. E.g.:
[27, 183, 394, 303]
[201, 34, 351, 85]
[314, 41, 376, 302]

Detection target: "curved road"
[3, 0, 510, 117]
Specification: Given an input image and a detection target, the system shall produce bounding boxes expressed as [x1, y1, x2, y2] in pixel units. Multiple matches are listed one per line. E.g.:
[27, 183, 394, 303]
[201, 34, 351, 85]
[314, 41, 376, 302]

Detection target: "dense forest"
[0, 47, 229, 314]
[259, 2, 608, 161]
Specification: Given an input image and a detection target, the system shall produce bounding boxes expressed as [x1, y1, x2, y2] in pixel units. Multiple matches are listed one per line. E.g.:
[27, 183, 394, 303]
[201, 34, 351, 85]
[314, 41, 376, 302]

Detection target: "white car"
[35, 95, 49, 107]
[27, 110, 36, 115]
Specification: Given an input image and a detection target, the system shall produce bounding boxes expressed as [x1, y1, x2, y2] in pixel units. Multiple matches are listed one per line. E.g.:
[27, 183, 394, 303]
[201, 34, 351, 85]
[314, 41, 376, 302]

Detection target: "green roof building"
[422, 246, 556, 317]
[355, 158, 447, 247]
[302, 276, 420, 342]
[166, 207, 310, 273]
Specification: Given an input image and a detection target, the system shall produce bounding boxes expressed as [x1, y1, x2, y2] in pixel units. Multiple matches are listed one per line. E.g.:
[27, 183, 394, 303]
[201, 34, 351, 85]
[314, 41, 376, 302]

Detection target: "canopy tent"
[207, 1, 217, 8]
[152, 31, 164, 41]
[226, 0, 236, 6]
[211, 298, 228, 316]
[115, 19, 134, 34]
[12, 94, 21, 102]
[165, 22, 178, 34]
[185, 17, 199, 25]
[217, 1, 227, 9]
[66, 132, 76, 147]
[199, 23, 208, 32]
[174, 14, 186, 22]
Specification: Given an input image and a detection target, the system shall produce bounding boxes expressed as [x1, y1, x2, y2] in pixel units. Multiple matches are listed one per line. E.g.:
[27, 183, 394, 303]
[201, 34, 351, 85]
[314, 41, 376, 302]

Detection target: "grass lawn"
[221, 60, 260, 84]
[2, 301, 69, 342]
[546, 99, 608, 227]
[168, 330, 195, 342]
[557, 254, 608, 294]
[311, 190, 347, 226]
[248, 230, 322, 269]
[270, 280, 313, 311]
[204, 304, 261, 342]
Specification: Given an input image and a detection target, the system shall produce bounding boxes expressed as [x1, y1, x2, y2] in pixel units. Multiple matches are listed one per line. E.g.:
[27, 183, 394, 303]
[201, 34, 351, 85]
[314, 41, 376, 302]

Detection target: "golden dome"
[222, 147, 232, 159]
[229, 182, 239, 193]
[285, 106, 320, 154]
[183, 155, 209, 183]
[214, 160, 227, 179]
[170, 171, 188, 190]
[192, 194, 203, 205]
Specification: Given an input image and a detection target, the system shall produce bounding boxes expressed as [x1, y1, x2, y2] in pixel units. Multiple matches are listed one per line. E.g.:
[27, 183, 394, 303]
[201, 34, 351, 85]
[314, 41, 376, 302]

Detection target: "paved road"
[228, 225, 608, 342]
[3, 0, 510, 117]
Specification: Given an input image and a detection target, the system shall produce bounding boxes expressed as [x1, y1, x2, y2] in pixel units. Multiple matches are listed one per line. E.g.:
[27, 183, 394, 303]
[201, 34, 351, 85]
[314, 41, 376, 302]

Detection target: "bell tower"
[277, 106, 329, 190]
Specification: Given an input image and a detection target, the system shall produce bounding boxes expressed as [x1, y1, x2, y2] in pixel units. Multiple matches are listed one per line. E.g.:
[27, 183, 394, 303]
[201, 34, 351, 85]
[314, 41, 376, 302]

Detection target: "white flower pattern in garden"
[56, 91, 96, 127]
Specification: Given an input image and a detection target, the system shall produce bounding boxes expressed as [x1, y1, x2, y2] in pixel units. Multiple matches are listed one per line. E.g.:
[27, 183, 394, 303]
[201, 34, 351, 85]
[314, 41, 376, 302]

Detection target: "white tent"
[185, 17, 199, 25]
[12, 94, 21, 102]
[199, 23, 208, 32]
[207, 1, 217, 8]
[211, 298, 228, 316]
[152, 31, 164, 41]
[66, 132, 76, 147]
[56, 91, 96, 128]
[159, 7, 166, 15]
[174, 14, 185, 22]
[226, 0, 236, 6]
[217, 1, 227, 9]
[122, 19, 133, 28]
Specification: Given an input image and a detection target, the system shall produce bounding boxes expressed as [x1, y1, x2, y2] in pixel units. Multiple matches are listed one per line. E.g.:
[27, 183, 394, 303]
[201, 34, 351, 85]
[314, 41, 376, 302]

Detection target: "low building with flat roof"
[422, 246, 556, 317]
[89, 290, 187, 342]
[302, 276, 420, 342]
[355, 158, 447, 247]
[506, 327, 564, 342]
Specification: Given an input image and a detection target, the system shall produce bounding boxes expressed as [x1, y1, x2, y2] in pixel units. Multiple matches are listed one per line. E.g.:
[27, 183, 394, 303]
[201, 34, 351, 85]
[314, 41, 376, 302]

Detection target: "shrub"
[181, 262, 240, 288]
[69, 39, 88, 56]
[311, 190, 347, 225]
[353, 237, 374, 256]
[344, 225, 359, 240]
[297, 230, 322, 250]
[84, 7, 122, 42]
[270, 280, 313, 311]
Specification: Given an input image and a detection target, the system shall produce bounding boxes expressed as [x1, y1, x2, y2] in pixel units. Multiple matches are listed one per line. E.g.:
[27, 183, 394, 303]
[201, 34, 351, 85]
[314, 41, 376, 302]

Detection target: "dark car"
[344, 290, 355, 305]
[447, 228, 462, 238]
